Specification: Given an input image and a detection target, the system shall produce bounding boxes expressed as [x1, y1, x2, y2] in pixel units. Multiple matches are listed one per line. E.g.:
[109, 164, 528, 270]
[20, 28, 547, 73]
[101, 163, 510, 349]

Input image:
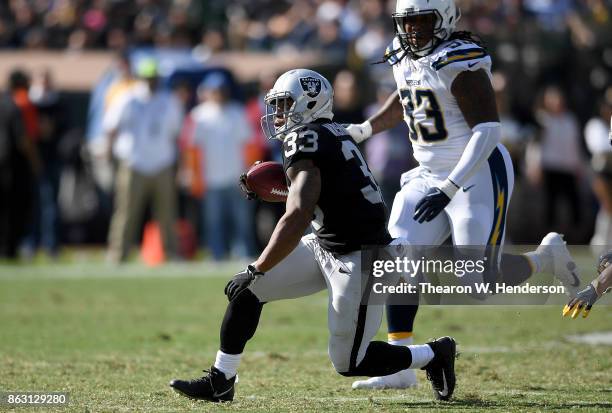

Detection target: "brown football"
[245, 161, 288, 202]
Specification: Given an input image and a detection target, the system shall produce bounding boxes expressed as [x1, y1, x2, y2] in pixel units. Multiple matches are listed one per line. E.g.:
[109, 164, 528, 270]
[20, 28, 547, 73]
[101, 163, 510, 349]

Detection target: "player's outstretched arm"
[414, 69, 502, 223]
[346, 90, 403, 143]
[563, 253, 612, 318]
[252, 159, 321, 272]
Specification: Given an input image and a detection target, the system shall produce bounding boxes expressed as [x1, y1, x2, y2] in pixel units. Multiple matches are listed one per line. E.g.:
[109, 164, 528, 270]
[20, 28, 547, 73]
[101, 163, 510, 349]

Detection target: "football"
[246, 161, 288, 202]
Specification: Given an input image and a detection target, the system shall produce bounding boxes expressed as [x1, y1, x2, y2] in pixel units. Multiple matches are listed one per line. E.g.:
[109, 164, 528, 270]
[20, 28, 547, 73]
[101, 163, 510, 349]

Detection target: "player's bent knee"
[232, 287, 264, 304]
[327, 333, 353, 374]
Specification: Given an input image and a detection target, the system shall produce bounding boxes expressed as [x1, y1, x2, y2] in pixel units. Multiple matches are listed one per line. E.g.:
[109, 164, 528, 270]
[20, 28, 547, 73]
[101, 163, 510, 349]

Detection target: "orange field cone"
[141, 221, 165, 267]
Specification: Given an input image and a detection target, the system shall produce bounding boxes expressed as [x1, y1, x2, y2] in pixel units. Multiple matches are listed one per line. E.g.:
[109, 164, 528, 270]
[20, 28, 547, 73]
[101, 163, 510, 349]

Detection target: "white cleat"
[536, 232, 581, 297]
[352, 368, 417, 390]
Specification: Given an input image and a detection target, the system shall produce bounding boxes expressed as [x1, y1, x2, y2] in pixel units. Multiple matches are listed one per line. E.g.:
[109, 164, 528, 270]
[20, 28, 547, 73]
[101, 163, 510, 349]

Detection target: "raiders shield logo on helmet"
[300, 77, 322, 98]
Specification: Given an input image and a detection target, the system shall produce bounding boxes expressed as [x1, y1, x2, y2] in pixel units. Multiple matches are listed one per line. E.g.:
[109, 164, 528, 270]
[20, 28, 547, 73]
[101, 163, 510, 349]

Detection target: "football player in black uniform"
[169, 69, 457, 402]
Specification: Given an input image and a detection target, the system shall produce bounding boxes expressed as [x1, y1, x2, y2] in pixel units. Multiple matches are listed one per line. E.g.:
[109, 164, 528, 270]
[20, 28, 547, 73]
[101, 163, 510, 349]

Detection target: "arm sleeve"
[445, 122, 501, 190]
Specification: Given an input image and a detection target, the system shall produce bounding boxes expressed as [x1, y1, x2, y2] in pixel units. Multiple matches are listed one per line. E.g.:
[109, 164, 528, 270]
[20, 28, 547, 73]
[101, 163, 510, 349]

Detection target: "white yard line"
[566, 331, 612, 345]
[0, 262, 243, 280]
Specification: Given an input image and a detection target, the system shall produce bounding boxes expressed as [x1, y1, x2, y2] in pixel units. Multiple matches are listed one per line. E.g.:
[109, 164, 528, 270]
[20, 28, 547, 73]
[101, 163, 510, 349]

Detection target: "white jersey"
[387, 37, 493, 175]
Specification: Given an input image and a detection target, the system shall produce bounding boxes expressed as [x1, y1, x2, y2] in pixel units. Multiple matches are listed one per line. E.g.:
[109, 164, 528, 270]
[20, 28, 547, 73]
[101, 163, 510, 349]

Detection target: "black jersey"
[282, 119, 392, 254]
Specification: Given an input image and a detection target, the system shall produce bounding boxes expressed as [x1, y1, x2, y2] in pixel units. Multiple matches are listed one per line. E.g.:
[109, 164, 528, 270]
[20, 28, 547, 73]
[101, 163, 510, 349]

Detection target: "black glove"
[225, 265, 264, 301]
[239, 173, 258, 200]
[413, 187, 451, 223]
[239, 161, 262, 200]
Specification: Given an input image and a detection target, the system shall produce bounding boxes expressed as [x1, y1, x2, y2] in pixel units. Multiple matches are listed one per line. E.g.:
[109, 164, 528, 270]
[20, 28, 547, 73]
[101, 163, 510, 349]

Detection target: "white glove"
[345, 121, 373, 143]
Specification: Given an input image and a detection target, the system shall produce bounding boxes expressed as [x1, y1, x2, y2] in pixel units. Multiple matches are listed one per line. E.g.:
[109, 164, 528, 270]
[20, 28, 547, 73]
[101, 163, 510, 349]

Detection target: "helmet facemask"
[261, 92, 300, 141]
[393, 9, 446, 59]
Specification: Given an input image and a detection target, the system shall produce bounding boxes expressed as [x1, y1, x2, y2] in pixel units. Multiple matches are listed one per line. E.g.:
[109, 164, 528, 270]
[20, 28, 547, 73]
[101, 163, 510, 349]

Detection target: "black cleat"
[169, 367, 235, 402]
[422, 336, 457, 401]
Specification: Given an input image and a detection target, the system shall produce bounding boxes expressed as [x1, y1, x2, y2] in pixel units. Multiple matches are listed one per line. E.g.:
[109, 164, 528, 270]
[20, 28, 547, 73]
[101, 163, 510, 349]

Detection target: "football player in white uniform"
[346, 0, 583, 389]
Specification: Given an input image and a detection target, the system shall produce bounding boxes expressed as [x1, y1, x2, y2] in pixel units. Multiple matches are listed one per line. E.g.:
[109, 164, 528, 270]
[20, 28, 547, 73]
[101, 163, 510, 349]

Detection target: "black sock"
[386, 304, 418, 336]
[339, 341, 412, 377]
[219, 289, 264, 354]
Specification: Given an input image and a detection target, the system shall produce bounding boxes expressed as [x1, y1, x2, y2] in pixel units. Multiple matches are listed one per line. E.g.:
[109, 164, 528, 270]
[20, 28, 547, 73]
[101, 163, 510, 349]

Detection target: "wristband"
[439, 178, 459, 199]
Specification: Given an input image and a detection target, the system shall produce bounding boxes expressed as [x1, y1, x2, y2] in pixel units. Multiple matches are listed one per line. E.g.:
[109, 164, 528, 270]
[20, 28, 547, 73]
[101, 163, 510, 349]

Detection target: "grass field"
[1, 252, 611, 412]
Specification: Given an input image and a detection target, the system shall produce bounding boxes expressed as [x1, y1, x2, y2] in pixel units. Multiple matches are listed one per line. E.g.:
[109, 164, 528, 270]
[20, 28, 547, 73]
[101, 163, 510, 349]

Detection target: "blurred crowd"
[2, 1, 610, 131]
[2, 1, 610, 53]
[1, 0, 611, 262]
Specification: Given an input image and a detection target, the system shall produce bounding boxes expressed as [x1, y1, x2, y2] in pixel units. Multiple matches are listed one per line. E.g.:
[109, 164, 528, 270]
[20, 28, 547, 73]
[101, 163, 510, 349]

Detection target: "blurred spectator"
[10, 70, 40, 148]
[192, 28, 226, 62]
[243, 71, 276, 165]
[308, 11, 347, 60]
[363, 82, 413, 207]
[9, 69, 42, 256]
[354, 21, 388, 63]
[190, 73, 255, 260]
[493, 71, 539, 177]
[0, 73, 27, 259]
[332, 70, 364, 124]
[585, 92, 612, 250]
[534, 85, 584, 232]
[173, 80, 203, 238]
[522, 0, 576, 32]
[104, 52, 138, 110]
[103, 58, 183, 263]
[88, 51, 137, 193]
[21, 69, 67, 258]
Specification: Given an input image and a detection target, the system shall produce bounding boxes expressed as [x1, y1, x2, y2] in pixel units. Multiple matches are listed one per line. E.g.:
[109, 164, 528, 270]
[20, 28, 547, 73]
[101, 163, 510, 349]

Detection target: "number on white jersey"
[400, 88, 448, 143]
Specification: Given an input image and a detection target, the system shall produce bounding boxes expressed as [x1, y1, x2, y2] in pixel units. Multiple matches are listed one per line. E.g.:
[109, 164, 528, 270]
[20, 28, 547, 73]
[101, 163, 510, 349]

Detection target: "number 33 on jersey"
[281, 121, 391, 254]
[388, 37, 492, 173]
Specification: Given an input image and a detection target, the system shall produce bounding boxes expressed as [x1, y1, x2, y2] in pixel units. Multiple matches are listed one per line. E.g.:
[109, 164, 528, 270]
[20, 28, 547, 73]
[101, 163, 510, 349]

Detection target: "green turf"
[0, 255, 611, 412]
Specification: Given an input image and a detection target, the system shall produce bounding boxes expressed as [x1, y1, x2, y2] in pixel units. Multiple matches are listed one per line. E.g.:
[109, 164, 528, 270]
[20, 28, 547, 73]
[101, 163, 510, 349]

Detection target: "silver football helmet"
[261, 69, 334, 140]
[393, 0, 461, 59]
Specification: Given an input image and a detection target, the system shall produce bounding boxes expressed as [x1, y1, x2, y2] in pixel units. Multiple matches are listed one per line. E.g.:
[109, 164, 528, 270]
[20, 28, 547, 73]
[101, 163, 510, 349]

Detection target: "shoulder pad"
[431, 40, 488, 71]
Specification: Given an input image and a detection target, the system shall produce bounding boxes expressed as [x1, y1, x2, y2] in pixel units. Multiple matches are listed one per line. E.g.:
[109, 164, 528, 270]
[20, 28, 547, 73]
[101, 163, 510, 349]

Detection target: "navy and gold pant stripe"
[487, 147, 509, 248]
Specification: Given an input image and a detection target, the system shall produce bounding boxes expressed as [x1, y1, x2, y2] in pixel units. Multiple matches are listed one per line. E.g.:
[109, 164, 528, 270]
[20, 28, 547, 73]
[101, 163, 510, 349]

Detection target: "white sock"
[389, 336, 413, 347]
[407, 344, 434, 369]
[524, 252, 541, 273]
[214, 350, 241, 379]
